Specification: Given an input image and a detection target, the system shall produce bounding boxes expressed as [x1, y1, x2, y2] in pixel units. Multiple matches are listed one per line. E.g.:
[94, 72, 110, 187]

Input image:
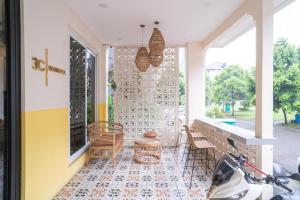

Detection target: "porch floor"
[54, 147, 212, 200]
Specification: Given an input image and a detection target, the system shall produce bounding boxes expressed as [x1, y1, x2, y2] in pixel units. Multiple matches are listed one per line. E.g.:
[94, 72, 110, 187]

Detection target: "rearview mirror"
[289, 173, 300, 181]
[227, 138, 238, 151]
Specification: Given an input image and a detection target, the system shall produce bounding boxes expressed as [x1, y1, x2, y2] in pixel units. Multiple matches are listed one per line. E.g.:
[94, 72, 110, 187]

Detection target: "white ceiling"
[64, 0, 293, 46]
[64, 0, 247, 46]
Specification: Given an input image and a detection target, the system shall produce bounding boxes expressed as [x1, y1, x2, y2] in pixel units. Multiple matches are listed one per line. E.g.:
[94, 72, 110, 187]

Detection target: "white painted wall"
[22, 0, 105, 112]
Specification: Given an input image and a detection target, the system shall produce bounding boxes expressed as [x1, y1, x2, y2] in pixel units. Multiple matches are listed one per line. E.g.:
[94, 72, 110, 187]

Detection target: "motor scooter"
[207, 138, 300, 200]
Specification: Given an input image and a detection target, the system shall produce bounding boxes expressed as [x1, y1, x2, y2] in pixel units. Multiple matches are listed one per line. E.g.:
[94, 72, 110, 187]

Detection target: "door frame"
[5, 0, 21, 199]
[69, 34, 97, 163]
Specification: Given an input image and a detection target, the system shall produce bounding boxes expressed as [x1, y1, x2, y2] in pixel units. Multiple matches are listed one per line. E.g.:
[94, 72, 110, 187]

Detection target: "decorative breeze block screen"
[114, 47, 179, 146]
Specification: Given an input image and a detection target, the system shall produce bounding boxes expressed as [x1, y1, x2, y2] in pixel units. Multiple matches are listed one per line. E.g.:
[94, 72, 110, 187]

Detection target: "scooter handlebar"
[227, 142, 294, 194]
[265, 175, 293, 193]
[275, 179, 293, 193]
[228, 152, 238, 160]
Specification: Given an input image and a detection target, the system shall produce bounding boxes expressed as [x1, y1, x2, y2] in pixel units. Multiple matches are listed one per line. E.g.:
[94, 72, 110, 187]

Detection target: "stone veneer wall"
[192, 119, 257, 168]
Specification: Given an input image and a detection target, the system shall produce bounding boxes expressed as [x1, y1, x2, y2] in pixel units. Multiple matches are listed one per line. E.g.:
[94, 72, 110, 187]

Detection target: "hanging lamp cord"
[142, 27, 144, 47]
[140, 24, 145, 47]
[154, 21, 159, 29]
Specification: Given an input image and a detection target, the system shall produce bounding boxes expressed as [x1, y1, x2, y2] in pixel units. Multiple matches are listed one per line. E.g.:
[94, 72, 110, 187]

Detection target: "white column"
[186, 42, 206, 125]
[255, 0, 273, 198]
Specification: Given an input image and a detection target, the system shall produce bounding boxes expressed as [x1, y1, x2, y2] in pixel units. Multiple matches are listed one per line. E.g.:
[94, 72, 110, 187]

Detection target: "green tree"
[246, 66, 256, 96]
[274, 38, 298, 68]
[213, 65, 249, 116]
[242, 66, 256, 110]
[274, 64, 300, 124]
[108, 95, 114, 122]
[179, 71, 185, 106]
[205, 72, 213, 106]
[297, 47, 300, 62]
[273, 38, 300, 124]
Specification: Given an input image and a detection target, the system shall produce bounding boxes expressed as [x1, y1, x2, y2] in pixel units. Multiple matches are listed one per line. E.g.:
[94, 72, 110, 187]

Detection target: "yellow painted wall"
[21, 0, 106, 199]
[98, 103, 107, 121]
[22, 108, 88, 200]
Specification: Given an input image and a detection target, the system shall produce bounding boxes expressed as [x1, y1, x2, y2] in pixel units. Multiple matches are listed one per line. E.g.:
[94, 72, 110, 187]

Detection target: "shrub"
[108, 96, 114, 122]
[206, 106, 224, 118]
[206, 110, 214, 118]
[251, 95, 256, 106]
[240, 100, 251, 111]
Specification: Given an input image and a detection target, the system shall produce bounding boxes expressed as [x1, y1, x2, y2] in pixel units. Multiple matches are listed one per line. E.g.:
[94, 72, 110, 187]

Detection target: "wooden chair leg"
[190, 149, 196, 189]
[200, 149, 203, 163]
[85, 149, 91, 165]
[112, 148, 116, 167]
[181, 136, 189, 161]
[205, 148, 209, 174]
[213, 148, 216, 168]
[182, 144, 191, 177]
[174, 132, 181, 154]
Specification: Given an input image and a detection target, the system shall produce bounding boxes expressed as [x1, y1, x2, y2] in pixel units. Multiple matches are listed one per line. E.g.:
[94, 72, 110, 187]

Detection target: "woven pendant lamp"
[149, 21, 165, 67]
[135, 47, 150, 72]
[149, 51, 163, 67]
[149, 21, 165, 55]
[135, 24, 150, 72]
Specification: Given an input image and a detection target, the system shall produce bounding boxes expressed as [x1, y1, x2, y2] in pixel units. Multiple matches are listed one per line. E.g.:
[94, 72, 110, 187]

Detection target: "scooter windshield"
[211, 154, 239, 186]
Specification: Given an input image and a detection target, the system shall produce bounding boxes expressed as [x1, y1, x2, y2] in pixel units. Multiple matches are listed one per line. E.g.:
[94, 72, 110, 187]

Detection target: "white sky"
[206, 0, 300, 69]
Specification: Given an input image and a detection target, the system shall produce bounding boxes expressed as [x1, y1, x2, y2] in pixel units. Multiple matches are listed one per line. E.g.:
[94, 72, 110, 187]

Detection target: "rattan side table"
[134, 137, 161, 164]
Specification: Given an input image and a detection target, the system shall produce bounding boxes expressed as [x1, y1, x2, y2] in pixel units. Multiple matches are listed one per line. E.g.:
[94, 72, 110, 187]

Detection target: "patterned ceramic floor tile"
[54, 147, 212, 200]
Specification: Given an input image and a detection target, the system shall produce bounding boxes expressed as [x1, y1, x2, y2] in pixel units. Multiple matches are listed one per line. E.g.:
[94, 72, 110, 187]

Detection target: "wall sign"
[32, 48, 66, 86]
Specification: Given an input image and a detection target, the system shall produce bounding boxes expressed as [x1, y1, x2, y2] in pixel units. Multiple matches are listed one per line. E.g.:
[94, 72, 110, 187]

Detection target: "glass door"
[86, 50, 96, 125]
[70, 37, 87, 155]
[70, 37, 96, 157]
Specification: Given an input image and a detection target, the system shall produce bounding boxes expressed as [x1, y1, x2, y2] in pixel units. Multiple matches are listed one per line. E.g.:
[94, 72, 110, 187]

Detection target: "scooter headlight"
[211, 154, 239, 187]
[208, 190, 248, 200]
[228, 190, 248, 199]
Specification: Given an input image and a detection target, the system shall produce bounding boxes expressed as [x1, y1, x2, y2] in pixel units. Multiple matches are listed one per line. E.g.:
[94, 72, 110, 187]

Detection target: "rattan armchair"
[87, 121, 124, 164]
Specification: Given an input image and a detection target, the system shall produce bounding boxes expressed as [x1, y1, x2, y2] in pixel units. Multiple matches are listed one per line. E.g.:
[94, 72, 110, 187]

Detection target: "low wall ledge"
[193, 118, 275, 145]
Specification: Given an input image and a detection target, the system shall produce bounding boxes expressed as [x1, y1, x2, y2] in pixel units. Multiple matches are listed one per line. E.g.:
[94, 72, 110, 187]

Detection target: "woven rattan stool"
[134, 137, 161, 164]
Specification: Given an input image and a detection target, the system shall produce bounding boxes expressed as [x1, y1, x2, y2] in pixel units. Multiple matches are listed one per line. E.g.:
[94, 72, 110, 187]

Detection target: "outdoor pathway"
[234, 119, 300, 172]
[54, 147, 212, 200]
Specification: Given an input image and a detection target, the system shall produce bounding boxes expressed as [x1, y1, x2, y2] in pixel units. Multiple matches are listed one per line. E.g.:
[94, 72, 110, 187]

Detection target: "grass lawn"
[224, 108, 296, 122]
[284, 123, 300, 129]
[224, 110, 255, 120]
